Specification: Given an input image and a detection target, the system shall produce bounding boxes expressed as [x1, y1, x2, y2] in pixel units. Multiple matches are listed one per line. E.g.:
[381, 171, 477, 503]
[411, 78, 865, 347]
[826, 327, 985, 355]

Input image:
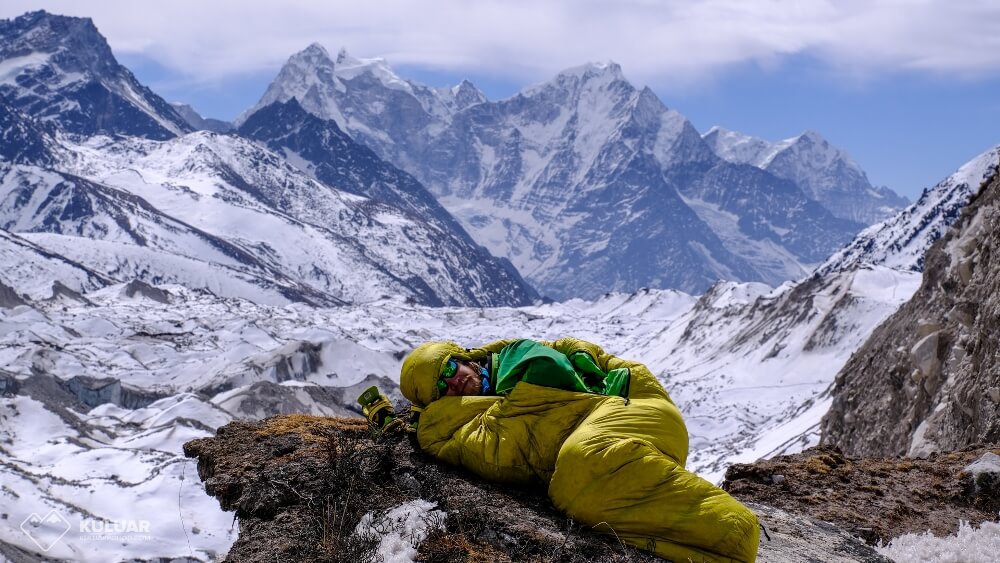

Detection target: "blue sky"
[5, 1, 1000, 200]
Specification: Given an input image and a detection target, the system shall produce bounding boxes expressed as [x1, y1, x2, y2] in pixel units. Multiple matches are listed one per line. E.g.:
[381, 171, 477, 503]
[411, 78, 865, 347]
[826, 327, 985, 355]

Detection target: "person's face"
[442, 362, 482, 396]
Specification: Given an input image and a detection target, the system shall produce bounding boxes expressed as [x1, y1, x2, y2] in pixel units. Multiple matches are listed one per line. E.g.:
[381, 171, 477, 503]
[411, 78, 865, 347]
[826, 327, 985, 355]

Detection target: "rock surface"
[724, 445, 1000, 547]
[821, 156, 1000, 457]
[186, 416, 892, 562]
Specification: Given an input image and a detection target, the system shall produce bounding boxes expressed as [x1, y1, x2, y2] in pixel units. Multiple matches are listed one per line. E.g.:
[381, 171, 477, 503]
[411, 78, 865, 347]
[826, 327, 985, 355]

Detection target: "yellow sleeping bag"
[400, 337, 759, 562]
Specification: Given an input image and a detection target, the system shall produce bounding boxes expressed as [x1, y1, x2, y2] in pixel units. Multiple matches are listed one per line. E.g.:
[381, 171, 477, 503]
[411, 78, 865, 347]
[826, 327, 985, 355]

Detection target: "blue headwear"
[479, 364, 492, 395]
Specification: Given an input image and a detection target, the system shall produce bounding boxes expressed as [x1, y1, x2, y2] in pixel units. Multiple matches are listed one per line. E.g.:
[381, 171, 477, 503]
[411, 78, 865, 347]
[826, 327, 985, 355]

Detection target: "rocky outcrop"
[746, 503, 890, 563]
[821, 157, 1000, 457]
[184, 416, 663, 562]
[47, 280, 94, 305]
[61, 375, 165, 410]
[0, 371, 19, 395]
[723, 445, 1000, 547]
[186, 416, 889, 562]
[0, 279, 27, 308]
[123, 279, 171, 303]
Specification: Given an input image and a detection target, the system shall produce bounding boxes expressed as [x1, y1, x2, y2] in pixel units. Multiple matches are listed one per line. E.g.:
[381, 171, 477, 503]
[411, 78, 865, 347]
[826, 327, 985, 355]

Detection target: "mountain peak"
[0, 10, 190, 139]
[10, 9, 96, 32]
[702, 127, 771, 165]
[522, 60, 628, 98]
[303, 42, 330, 58]
[774, 129, 850, 168]
[703, 126, 745, 142]
[287, 42, 335, 70]
[333, 50, 394, 75]
[450, 79, 487, 107]
[1, 10, 111, 70]
[328, 50, 409, 92]
[794, 129, 828, 145]
[556, 60, 624, 81]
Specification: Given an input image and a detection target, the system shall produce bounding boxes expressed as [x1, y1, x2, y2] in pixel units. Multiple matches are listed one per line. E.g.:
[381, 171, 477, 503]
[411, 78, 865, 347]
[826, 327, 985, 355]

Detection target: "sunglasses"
[437, 359, 458, 394]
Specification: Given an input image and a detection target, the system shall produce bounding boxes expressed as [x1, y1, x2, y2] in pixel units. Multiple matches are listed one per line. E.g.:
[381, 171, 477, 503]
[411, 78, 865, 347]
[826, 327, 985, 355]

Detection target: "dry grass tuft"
[256, 414, 367, 442]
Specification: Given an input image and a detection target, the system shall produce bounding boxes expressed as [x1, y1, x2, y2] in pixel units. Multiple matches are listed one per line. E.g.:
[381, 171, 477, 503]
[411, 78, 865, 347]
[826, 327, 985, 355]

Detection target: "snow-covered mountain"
[1, 127, 538, 307]
[0, 14, 538, 308]
[703, 126, 909, 224]
[0, 11, 191, 140]
[0, 159, 344, 306]
[817, 145, 1000, 275]
[0, 227, 111, 300]
[241, 45, 873, 299]
[237, 98, 461, 232]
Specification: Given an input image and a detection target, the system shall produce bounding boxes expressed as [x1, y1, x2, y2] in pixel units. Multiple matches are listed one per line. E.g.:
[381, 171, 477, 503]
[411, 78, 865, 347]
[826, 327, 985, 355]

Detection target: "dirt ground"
[722, 444, 1000, 545]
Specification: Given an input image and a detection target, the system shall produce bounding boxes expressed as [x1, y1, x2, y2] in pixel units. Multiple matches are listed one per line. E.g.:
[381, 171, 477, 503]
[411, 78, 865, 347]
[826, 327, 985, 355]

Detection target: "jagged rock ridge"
[816, 146, 1000, 276]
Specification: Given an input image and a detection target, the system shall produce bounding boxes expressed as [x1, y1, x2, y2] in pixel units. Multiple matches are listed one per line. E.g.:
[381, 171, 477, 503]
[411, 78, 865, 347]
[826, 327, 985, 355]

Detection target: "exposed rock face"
[0, 371, 19, 395]
[47, 280, 93, 304]
[62, 375, 164, 409]
[0, 279, 27, 308]
[186, 416, 889, 562]
[0, 98, 56, 166]
[746, 503, 890, 563]
[821, 158, 1000, 457]
[123, 279, 171, 303]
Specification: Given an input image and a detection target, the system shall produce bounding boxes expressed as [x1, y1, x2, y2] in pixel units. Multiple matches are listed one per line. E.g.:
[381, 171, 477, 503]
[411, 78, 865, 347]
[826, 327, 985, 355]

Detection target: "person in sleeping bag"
[399, 337, 760, 563]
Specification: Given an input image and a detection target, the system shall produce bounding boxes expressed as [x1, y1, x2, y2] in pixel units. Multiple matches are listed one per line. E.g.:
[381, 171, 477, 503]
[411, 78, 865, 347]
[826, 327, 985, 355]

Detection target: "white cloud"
[3, 0, 1000, 87]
